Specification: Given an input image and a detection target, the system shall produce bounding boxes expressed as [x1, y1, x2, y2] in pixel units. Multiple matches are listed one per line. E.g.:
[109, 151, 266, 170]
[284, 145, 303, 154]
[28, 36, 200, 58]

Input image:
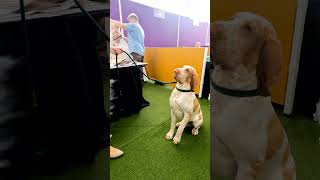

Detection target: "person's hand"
[111, 47, 123, 55]
[111, 19, 126, 29]
[115, 47, 123, 55]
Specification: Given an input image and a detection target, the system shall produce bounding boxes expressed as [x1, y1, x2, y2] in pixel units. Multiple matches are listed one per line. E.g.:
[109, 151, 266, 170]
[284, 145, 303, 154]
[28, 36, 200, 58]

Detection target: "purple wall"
[120, 0, 179, 47]
[111, 0, 209, 47]
[178, 16, 209, 47]
[110, 0, 121, 21]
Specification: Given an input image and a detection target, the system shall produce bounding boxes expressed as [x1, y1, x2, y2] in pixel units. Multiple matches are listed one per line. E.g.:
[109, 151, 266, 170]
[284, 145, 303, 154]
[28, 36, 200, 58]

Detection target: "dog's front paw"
[166, 131, 174, 140]
[173, 136, 181, 144]
[192, 128, 199, 136]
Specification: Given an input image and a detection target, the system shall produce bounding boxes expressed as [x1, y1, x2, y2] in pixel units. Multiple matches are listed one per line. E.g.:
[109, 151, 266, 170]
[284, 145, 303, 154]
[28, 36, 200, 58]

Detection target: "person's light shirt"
[125, 22, 145, 56]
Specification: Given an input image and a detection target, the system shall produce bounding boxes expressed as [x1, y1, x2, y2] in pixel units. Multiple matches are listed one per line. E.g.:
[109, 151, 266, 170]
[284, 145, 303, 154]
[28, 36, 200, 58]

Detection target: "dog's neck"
[176, 82, 192, 91]
[212, 65, 258, 90]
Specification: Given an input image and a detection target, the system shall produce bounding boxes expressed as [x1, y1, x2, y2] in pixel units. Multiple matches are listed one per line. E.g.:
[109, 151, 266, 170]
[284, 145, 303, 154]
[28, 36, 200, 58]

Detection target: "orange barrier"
[144, 48, 207, 95]
[211, 0, 297, 105]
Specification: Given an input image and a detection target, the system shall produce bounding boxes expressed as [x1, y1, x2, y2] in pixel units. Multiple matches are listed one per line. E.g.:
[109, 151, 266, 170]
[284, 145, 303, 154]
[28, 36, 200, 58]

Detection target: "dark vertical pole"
[18, 0, 33, 178]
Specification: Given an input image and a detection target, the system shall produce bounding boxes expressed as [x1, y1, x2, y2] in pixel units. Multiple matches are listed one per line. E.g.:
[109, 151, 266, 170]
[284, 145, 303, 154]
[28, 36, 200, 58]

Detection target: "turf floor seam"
[114, 120, 169, 149]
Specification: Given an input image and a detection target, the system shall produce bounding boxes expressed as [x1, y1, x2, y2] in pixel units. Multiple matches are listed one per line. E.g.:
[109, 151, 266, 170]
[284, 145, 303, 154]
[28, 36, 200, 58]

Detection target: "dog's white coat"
[166, 66, 203, 144]
[211, 12, 296, 180]
[211, 66, 295, 180]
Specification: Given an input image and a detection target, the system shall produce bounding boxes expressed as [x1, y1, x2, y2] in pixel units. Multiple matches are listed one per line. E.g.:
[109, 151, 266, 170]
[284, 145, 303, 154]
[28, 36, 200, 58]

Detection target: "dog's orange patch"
[266, 114, 284, 160]
[248, 170, 257, 179]
[282, 144, 290, 166]
[282, 144, 295, 180]
[193, 99, 201, 113]
[283, 167, 295, 180]
[249, 160, 264, 178]
[198, 113, 203, 120]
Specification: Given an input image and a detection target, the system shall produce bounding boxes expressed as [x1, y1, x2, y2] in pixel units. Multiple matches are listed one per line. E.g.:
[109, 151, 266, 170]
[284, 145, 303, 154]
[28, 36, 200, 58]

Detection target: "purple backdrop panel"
[110, 0, 121, 21]
[178, 16, 209, 47]
[120, 0, 179, 47]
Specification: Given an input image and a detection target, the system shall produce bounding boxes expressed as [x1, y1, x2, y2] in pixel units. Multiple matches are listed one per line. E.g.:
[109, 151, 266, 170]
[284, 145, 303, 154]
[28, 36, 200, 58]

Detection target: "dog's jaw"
[175, 82, 192, 91]
[212, 64, 258, 91]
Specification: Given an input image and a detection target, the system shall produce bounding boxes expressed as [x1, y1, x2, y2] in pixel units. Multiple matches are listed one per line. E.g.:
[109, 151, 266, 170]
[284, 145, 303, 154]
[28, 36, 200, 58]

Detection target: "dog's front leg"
[166, 110, 177, 140]
[173, 112, 191, 144]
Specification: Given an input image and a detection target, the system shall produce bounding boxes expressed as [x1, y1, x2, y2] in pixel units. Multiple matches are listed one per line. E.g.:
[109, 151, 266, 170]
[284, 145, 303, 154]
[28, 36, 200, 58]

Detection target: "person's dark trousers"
[27, 17, 108, 169]
[131, 52, 144, 62]
[130, 52, 149, 107]
[131, 52, 144, 81]
[0, 15, 108, 178]
[0, 55, 32, 180]
[0, 21, 34, 180]
[5, 17, 107, 176]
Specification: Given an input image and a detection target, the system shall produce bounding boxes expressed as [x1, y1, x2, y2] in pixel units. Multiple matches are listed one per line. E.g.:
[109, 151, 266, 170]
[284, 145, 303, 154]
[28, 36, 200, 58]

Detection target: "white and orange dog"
[166, 65, 203, 144]
[211, 13, 296, 180]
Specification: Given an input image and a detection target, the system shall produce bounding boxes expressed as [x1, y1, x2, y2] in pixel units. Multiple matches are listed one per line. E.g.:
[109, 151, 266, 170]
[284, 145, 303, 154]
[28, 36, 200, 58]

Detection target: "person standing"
[109, 47, 125, 159]
[111, 13, 149, 107]
[111, 13, 145, 63]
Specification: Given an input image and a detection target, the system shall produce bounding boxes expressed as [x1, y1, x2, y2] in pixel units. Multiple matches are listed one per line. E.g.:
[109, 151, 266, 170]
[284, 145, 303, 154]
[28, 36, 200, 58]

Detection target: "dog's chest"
[170, 91, 183, 114]
[169, 90, 194, 118]
[211, 90, 276, 150]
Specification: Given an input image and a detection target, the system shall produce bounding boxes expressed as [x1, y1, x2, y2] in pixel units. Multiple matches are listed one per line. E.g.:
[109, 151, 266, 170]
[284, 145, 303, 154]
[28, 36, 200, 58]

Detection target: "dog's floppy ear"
[257, 28, 282, 96]
[190, 67, 199, 91]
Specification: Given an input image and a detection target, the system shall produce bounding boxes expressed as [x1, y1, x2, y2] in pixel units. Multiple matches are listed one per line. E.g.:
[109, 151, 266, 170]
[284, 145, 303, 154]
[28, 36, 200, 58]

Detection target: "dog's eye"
[185, 68, 190, 72]
[246, 25, 252, 32]
[242, 23, 252, 32]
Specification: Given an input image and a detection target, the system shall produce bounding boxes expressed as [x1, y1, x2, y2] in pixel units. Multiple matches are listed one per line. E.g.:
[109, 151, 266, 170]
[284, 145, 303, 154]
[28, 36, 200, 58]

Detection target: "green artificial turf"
[110, 83, 210, 180]
[29, 81, 320, 180]
[279, 110, 320, 180]
[111, 82, 320, 180]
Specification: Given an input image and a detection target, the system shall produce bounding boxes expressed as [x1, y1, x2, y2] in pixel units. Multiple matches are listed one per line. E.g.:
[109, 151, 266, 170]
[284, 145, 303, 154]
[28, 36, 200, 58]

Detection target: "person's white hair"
[127, 13, 139, 21]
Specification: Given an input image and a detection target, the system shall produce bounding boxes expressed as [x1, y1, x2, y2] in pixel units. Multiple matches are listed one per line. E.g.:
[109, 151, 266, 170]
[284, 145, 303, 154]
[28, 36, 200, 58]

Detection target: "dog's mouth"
[174, 69, 179, 77]
[174, 74, 178, 82]
[174, 74, 181, 83]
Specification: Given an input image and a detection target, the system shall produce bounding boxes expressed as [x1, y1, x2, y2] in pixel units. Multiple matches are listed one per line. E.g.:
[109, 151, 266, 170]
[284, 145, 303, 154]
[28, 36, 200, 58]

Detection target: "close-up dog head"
[174, 65, 199, 91]
[211, 12, 282, 96]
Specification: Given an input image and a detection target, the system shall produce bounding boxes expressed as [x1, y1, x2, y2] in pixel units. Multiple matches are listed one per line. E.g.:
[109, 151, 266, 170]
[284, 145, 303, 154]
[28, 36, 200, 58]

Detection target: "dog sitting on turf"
[211, 12, 296, 180]
[165, 65, 203, 144]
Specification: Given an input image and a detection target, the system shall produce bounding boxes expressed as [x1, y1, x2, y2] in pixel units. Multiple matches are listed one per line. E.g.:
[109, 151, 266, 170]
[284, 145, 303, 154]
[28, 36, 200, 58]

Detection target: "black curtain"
[294, 0, 320, 117]
[0, 15, 108, 178]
